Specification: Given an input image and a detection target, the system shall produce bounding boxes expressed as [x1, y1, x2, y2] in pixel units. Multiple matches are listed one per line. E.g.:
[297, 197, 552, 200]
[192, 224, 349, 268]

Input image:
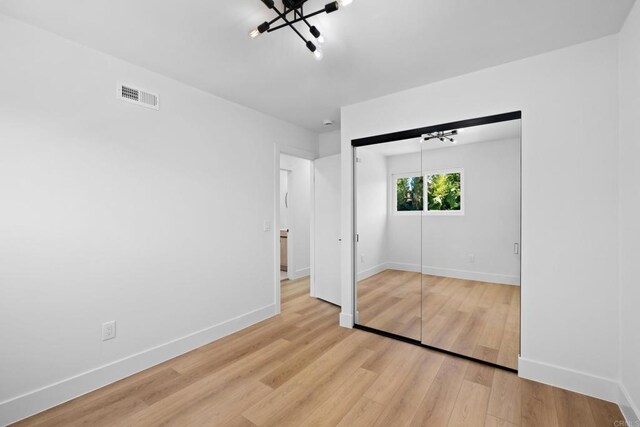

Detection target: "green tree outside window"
[396, 176, 424, 211]
[427, 172, 461, 211]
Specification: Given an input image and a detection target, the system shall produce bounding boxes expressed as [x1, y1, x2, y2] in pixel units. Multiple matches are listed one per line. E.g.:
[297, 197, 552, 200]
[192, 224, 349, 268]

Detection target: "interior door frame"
[274, 145, 316, 315]
[351, 111, 522, 373]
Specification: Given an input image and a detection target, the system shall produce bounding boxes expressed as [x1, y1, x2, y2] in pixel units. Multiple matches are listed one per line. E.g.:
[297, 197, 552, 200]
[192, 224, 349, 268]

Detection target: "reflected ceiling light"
[249, 0, 352, 59]
[421, 130, 458, 144]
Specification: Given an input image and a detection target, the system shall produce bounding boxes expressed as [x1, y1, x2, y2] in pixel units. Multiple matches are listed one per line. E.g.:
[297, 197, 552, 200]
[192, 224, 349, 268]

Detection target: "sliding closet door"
[420, 120, 522, 370]
[355, 140, 422, 340]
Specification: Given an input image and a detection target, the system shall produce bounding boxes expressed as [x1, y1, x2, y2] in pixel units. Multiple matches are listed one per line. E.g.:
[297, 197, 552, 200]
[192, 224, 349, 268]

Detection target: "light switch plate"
[263, 220, 271, 232]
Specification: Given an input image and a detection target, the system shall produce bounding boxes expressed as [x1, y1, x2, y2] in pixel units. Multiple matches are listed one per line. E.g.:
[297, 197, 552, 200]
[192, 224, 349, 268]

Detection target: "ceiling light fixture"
[249, 0, 351, 59]
[422, 130, 458, 144]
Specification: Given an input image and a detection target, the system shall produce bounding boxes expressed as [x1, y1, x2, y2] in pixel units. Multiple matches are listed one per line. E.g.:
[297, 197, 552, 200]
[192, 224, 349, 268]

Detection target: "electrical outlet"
[469, 254, 475, 263]
[102, 321, 116, 341]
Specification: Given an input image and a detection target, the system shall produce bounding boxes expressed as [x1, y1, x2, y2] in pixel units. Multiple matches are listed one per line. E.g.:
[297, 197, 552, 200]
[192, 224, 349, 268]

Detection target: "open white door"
[313, 154, 341, 306]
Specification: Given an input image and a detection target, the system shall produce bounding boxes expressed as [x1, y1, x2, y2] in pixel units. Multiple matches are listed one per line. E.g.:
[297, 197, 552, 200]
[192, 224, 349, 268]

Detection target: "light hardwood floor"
[358, 270, 520, 370]
[16, 277, 622, 426]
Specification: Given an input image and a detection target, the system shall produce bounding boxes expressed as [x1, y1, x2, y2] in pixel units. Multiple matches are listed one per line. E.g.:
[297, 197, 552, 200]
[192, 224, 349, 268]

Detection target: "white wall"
[280, 154, 312, 279]
[384, 139, 521, 285]
[618, 0, 640, 422]
[354, 149, 388, 279]
[319, 129, 341, 158]
[341, 36, 621, 403]
[0, 15, 317, 425]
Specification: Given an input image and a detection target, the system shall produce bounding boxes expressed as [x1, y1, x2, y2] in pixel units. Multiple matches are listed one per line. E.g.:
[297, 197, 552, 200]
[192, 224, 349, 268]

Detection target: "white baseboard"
[619, 382, 640, 426]
[0, 304, 277, 426]
[386, 262, 520, 285]
[357, 263, 388, 281]
[385, 262, 422, 273]
[290, 267, 310, 281]
[339, 312, 353, 328]
[518, 357, 621, 404]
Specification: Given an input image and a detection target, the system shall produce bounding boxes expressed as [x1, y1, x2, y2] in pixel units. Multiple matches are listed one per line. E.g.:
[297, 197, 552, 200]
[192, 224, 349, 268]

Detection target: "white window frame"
[391, 168, 465, 216]
[424, 168, 465, 216]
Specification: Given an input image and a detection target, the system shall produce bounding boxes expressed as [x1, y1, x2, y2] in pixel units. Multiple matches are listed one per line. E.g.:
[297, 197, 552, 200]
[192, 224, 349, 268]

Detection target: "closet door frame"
[351, 111, 522, 374]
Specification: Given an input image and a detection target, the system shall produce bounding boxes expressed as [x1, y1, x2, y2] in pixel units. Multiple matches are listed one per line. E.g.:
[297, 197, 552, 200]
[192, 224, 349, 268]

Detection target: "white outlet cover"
[102, 321, 116, 341]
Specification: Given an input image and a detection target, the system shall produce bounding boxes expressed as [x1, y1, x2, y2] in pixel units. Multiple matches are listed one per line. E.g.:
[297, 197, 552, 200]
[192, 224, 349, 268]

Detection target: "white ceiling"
[361, 119, 521, 157]
[0, 0, 634, 132]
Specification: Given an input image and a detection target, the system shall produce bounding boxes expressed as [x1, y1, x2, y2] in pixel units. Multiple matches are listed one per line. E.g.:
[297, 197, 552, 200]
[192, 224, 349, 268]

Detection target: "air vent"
[117, 83, 159, 110]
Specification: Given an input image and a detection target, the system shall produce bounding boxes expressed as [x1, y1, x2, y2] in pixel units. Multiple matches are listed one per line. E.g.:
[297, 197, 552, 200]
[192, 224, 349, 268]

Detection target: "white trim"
[421, 265, 519, 285]
[273, 144, 282, 314]
[339, 312, 354, 328]
[384, 262, 520, 285]
[0, 304, 277, 426]
[309, 164, 316, 297]
[357, 262, 388, 281]
[291, 267, 311, 280]
[518, 357, 621, 404]
[385, 262, 422, 273]
[619, 382, 640, 426]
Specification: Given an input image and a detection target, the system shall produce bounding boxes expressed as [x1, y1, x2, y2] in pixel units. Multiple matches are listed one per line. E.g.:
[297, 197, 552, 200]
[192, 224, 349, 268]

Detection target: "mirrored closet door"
[354, 113, 521, 371]
[354, 139, 422, 340]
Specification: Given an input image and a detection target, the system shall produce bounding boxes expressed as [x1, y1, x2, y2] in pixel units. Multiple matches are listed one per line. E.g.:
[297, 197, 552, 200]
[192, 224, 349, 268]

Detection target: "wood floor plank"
[485, 414, 519, 427]
[488, 369, 522, 425]
[552, 387, 597, 427]
[298, 367, 378, 426]
[336, 397, 386, 427]
[448, 380, 492, 427]
[587, 397, 626, 426]
[409, 356, 469, 426]
[373, 351, 444, 427]
[521, 379, 560, 427]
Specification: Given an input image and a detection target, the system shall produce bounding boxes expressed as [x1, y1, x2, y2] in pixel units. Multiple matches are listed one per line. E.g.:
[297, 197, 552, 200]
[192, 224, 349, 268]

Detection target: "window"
[393, 169, 464, 215]
[395, 174, 424, 212]
[425, 169, 463, 215]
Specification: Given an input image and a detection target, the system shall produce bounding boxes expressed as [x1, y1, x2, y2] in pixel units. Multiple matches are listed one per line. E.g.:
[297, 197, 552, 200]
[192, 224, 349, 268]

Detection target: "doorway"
[277, 153, 312, 286]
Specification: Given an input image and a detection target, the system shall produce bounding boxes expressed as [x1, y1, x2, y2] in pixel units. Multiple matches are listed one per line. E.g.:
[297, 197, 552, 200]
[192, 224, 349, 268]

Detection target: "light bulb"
[338, 0, 353, 6]
[249, 28, 260, 38]
[314, 49, 324, 60]
[317, 34, 325, 44]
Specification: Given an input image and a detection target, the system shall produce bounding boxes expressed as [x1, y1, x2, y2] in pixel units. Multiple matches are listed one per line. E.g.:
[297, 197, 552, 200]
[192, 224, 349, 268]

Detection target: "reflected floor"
[357, 270, 520, 370]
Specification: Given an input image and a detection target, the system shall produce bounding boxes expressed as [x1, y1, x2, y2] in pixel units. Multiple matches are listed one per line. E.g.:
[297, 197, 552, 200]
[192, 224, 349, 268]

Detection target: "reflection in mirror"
[420, 120, 521, 370]
[355, 140, 422, 340]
